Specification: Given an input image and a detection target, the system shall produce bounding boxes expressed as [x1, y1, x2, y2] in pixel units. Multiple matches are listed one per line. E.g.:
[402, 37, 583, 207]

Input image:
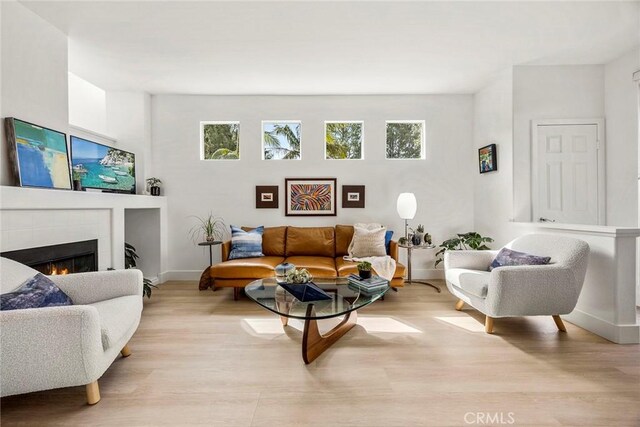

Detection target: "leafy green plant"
[357, 261, 372, 271]
[188, 213, 226, 243]
[124, 243, 157, 298]
[434, 232, 494, 267]
[146, 177, 162, 187]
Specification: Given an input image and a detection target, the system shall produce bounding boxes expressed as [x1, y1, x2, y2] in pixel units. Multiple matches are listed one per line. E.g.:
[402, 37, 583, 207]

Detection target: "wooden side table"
[399, 244, 441, 293]
[198, 241, 222, 291]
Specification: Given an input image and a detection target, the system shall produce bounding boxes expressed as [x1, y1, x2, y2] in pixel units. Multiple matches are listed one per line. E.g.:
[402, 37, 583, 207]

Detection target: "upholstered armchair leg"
[485, 316, 494, 334]
[86, 381, 101, 405]
[121, 343, 132, 357]
[552, 315, 567, 332]
[455, 299, 464, 311]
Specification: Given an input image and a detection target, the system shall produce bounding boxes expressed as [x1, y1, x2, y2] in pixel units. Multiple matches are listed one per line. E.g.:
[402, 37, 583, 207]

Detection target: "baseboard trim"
[565, 309, 640, 344]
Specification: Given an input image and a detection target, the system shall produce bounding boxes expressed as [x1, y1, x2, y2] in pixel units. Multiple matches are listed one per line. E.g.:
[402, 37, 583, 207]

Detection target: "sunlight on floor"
[435, 316, 486, 332]
[243, 316, 422, 335]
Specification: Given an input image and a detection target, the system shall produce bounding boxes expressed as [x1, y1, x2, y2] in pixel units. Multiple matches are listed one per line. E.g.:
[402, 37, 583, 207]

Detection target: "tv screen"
[4, 118, 72, 190]
[70, 136, 136, 194]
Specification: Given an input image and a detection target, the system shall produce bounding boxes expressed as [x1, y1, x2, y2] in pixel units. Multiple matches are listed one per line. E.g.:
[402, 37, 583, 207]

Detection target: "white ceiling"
[21, 1, 640, 95]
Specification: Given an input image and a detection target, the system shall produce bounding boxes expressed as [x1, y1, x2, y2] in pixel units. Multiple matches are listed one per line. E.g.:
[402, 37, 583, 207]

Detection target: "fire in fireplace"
[1, 240, 98, 275]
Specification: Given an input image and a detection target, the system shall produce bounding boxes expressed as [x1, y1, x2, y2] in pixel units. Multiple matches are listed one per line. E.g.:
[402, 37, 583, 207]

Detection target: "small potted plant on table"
[357, 261, 372, 279]
[189, 213, 225, 243]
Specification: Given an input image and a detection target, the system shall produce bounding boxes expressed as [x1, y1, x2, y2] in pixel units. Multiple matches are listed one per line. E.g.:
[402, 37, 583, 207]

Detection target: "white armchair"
[444, 234, 589, 334]
[0, 257, 143, 404]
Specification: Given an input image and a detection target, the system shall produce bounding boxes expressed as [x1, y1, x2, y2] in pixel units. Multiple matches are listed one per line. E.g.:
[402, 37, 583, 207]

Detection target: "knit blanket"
[343, 223, 396, 282]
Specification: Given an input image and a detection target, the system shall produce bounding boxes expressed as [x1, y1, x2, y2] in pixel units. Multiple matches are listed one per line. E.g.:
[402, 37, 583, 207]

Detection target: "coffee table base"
[297, 304, 358, 364]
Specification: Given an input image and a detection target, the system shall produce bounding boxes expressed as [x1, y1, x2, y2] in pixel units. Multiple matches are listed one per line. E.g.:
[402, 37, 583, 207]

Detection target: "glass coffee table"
[245, 278, 389, 364]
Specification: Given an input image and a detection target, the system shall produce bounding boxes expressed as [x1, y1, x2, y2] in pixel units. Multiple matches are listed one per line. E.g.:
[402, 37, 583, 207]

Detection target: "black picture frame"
[342, 185, 365, 208]
[478, 143, 497, 174]
[256, 185, 279, 208]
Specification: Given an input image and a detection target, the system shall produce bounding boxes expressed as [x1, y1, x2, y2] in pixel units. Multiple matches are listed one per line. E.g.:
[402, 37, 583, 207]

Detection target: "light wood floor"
[2, 281, 639, 426]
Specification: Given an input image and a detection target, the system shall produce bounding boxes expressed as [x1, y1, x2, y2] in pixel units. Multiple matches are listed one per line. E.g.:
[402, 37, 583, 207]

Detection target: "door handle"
[539, 217, 556, 222]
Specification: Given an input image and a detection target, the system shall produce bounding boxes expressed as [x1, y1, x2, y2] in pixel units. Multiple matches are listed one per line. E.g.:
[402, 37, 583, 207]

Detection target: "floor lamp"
[396, 193, 417, 241]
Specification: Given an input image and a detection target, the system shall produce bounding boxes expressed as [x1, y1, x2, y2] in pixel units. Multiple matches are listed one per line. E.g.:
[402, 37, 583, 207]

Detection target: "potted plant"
[124, 243, 158, 299]
[146, 177, 162, 196]
[410, 224, 425, 246]
[285, 268, 312, 284]
[434, 232, 494, 267]
[357, 261, 372, 279]
[189, 213, 226, 243]
[72, 170, 83, 191]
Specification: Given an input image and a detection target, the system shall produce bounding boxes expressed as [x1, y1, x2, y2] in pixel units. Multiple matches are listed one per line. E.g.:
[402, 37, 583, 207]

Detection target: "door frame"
[531, 118, 606, 225]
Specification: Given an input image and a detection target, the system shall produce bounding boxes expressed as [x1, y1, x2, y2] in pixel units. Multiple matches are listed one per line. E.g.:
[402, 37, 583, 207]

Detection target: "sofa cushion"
[336, 258, 406, 279]
[335, 225, 354, 257]
[211, 257, 284, 279]
[1, 273, 73, 311]
[89, 295, 141, 351]
[284, 256, 336, 278]
[229, 225, 264, 260]
[446, 268, 490, 298]
[242, 226, 287, 257]
[286, 227, 335, 257]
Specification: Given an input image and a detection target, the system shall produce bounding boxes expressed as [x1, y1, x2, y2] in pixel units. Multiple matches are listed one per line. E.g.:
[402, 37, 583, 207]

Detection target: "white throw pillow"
[348, 224, 387, 258]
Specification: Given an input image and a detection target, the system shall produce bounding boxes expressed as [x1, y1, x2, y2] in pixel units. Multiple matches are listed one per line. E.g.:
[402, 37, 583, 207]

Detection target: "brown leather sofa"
[209, 225, 406, 299]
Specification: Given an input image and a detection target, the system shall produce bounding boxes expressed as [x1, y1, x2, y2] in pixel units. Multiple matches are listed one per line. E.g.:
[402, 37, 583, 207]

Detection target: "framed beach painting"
[285, 178, 337, 216]
[4, 118, 72, 190]
[478, 143, 497, 174]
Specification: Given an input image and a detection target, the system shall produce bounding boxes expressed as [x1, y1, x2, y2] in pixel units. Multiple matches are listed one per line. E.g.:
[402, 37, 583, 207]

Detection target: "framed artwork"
[285, 178, 337, 216]
[342, 185, 365, 208]
[4, 118, 72, 190]
[479, 144, 497, 174]
[256, 185, 279, 209]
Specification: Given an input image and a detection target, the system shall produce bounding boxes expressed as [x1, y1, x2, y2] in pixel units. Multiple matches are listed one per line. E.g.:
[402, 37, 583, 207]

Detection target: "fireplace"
[1, 240, 98, 275]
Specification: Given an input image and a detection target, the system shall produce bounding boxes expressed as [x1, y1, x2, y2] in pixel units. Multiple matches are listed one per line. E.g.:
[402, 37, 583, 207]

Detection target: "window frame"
[199, 121, 240, 161]
[384, 120, 426, 160]
[323, 120, 365, 161]
[261, 120, 303, 161]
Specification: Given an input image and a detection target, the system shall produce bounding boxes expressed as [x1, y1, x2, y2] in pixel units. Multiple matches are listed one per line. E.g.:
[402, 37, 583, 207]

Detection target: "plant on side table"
[434, 232, 494, 267]
[357, 261, 372, 279]
[188, 213, 226, 243]
[125, 243, 158, 298]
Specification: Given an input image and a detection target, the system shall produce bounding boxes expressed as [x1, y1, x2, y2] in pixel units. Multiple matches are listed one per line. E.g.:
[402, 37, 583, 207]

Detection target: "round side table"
[198, 241, 222, 291]
[398, 244, 441, 293]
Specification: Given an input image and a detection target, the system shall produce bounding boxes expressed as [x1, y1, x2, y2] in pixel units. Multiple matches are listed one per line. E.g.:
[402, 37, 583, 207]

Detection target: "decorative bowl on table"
[275, 262, 296, 282]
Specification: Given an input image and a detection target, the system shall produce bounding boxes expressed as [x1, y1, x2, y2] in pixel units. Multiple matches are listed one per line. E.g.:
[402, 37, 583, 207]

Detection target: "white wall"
[0, 1, 69, 186]
[512, 65, 606, 223]
[604, 49, 639, 227]
[150, 95, 475, 279]
[472, 70, 515, 248]
[68, 72, 107, 135]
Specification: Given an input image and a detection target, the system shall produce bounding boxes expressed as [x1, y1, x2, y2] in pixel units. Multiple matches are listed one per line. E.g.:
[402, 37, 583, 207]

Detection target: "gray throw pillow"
[489, 248, 551, 271]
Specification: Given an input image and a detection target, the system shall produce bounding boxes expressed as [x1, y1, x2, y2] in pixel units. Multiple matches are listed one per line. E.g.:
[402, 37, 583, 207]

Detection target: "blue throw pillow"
[228, 225, 265, 260]
[489, 248, 551, 271]
[1, 273, 73, 311]
[385, 230, 394, 255]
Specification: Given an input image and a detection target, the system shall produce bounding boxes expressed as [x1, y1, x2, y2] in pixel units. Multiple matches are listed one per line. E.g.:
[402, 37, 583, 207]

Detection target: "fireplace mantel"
[0, 186, 168, 283]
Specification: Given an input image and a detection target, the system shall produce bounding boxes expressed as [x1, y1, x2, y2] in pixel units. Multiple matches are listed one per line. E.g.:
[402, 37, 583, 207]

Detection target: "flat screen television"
[4, 118, 72, 190]
[70, 136, 136, 194]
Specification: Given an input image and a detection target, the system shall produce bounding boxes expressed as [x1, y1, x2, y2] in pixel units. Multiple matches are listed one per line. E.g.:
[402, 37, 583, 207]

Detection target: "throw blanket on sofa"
[344, 223, 396, 282]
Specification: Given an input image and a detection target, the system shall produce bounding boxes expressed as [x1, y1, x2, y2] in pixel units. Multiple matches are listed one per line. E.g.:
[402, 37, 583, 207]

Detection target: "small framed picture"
[256, 185, 278, 208]
[342, 185, 365, 208]
[285, 178, 337, 216]
[479, 144, 497, 174]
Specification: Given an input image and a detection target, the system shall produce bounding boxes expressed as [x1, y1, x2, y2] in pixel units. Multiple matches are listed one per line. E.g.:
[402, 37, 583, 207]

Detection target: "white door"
[533, 122, 603, 225]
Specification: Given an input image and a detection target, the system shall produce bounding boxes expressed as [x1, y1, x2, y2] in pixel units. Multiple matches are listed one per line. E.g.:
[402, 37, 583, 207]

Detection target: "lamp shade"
[397, 193, 417, 219]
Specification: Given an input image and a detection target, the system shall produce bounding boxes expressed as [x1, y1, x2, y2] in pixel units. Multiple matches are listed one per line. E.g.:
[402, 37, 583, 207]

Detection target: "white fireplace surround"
[0, 186, 168, 283]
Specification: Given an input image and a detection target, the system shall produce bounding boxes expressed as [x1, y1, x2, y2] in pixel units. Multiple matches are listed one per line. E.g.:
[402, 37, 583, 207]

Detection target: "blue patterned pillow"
[385, 230, 394, 255]
[228, 225, 265, 260]
[489, 248, 551, 271]
[1, 273, 73, 311]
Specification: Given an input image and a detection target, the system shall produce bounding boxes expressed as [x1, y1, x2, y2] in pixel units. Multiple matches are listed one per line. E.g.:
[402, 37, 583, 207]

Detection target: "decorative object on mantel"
[124, 242, 157, 298]
[189, 213, 226, 244]
[4, 117, 73, 190]
[285, 178, 337, 216]
[256, 185, 279, 209]
[146, 177, 162, 196]
[72, 170, 84, 191]
[357, 261, 372, 279]
[341, 185, 365, 208]
[396, 193, 417, 242]
[434, 232, 494, 267]
[479, 143, 497, 174]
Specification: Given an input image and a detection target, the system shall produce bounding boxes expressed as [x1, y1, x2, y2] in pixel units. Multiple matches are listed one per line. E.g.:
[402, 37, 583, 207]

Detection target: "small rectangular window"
[385, 120, 425, 159]
[262, 121, 301, 160]
[325, 121, 363, 160]
[200, 121, 239, 160]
